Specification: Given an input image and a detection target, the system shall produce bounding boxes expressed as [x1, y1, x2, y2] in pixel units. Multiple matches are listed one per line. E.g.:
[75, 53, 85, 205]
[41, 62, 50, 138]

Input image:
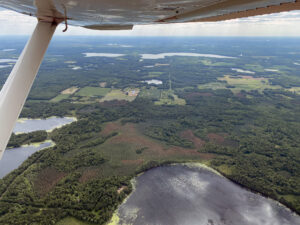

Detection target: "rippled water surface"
[13, 117, 75, 133]
[0, 142, 52, 178]
[116, 165, 300, 225]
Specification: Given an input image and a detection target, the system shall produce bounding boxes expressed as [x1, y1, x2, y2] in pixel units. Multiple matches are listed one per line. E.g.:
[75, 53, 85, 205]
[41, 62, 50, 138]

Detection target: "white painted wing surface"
[0, 0, 300, 29]
[0, 22, 57, 159]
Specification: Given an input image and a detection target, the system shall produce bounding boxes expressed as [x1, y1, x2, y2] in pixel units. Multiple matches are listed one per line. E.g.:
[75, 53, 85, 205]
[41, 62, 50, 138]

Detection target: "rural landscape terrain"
[0, 36, 299, 224]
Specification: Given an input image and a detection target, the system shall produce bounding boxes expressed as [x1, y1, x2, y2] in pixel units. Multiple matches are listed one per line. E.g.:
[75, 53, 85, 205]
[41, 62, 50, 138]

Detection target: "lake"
[0, 141, 53, 178]
[13, 117, 76, 133]
[1, 49, 15, 52]
[0, 59, 17, 63]
[0, 58, 17, 68]
[143, 79, 163, 85]
[232, 68, 255, 74]
[0, 65, 11, 69]
[140, 53, 236, 60]
[0, 117, 76, 178]
[265, 69, 279, 72]
[114, 164, 300, 225]
[83, 53, 125, 57]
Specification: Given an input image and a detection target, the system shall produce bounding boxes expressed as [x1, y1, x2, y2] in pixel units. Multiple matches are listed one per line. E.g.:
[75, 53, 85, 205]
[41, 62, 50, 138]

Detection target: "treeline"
[20, 101, 79, 118]
[0, 116, 131, 225]
[8, 131, 48, 148]
[144, 126, 194, 148]
[1, 77, 300, 224]
[0, 174, 131, 225]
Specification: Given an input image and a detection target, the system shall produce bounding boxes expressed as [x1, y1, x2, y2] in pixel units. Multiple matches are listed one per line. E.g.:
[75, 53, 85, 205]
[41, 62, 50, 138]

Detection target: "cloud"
[0, 8, 300, 36]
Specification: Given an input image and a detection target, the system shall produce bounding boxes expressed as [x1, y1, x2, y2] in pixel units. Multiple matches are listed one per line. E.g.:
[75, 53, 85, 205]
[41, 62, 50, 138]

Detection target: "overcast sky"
[1, 7, 300, 36]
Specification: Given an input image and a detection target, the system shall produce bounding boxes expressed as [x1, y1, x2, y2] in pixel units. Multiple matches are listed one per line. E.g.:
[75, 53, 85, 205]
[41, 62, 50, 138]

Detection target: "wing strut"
[0, 21, 57, 159]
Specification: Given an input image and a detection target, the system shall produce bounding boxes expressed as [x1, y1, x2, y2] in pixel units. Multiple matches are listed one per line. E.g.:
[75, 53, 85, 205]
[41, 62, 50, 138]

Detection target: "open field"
[288, 87, 300, 94]
[138, 87, 161, 100]
[50, 94, 70, 102]
[100, 89, 138, 102]
[99, 82, 107, 88]
[198, 82, 227, 90]
[244, 64, 266, 73]
[155, 90, 186, 105]
[52, 87, 142, 103]
[198, 75, 282, 94]
[61, 86, 79, 95]
[124, 88, 140, 97]
[218, 75, 281, 93]
[148, 72, 163, 78]
[200, 60, 235, 67]
[76, 87, 111, 97]
[198, 75, 300, 95]
[96, 121, 213, 177]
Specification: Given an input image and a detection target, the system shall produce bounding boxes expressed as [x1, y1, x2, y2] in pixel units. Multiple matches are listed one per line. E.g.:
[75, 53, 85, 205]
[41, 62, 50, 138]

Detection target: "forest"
[0, 37, 299, 224]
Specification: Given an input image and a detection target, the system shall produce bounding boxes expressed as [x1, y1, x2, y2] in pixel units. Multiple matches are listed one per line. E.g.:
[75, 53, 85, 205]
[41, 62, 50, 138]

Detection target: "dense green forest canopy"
[0, 37, 299, 224]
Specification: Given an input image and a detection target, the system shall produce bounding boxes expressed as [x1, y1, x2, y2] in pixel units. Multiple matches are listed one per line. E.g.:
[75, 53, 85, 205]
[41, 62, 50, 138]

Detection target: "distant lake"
[140, 53, 236, 60]
[13, 117, 76, 134]
[82, 52, 235, 60]
[72, 66, 82, 70]
[265, 69, 279, 72]
[232, 68, 255, 74]
[0, 141, 53, 178]
[107, 44, 133, 48]
[0, 65, 11, 69]
[0, 59, 17, 63]
[143, 79, 163, 85]
[83, 53, 125, 57]
[1, 49, 15, 52]
[115, 164, 300, 225]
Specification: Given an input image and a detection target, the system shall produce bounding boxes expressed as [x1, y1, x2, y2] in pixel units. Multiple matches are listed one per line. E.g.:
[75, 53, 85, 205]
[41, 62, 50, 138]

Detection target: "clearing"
[94, 121, 213, 176]
[155, 90, 186, 105]
[139, 87, 161, 100]
[218, 75, 280, 93]
[288, 87, 300, 94]
[99, 82, 107, 88]
[198, 75, 281, 93]
[61, 86, 79, 95]
[50, 87, 79, 102]
[50, 94, 70, 102]
[148, 71, 164, 78]
[76, 87, 111, 97]
[200, 60, 235, 67]
[100, 89, 139, 102]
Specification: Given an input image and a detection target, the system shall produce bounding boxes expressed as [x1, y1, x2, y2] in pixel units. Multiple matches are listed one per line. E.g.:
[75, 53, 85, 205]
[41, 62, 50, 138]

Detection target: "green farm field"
[76, 87, 111, 97]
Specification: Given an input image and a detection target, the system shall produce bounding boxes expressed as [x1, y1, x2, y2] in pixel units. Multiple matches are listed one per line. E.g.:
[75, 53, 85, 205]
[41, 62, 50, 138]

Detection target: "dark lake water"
[0, 141, 53, 178]
[116, 164, 300, 225]
[13, 117, 76, 133]
[0, 117, 76, 178]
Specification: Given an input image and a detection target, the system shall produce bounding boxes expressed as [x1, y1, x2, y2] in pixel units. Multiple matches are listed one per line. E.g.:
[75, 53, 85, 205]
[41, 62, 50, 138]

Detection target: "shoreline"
[107, 161, 300, 225]
[14, 116, 77, 134]
[7, 139, 55, 150]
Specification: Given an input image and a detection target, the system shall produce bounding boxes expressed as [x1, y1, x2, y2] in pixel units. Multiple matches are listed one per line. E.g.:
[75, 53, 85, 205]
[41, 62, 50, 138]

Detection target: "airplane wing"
[0, 0, 300, 160]
[0, 0, 300, 30]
